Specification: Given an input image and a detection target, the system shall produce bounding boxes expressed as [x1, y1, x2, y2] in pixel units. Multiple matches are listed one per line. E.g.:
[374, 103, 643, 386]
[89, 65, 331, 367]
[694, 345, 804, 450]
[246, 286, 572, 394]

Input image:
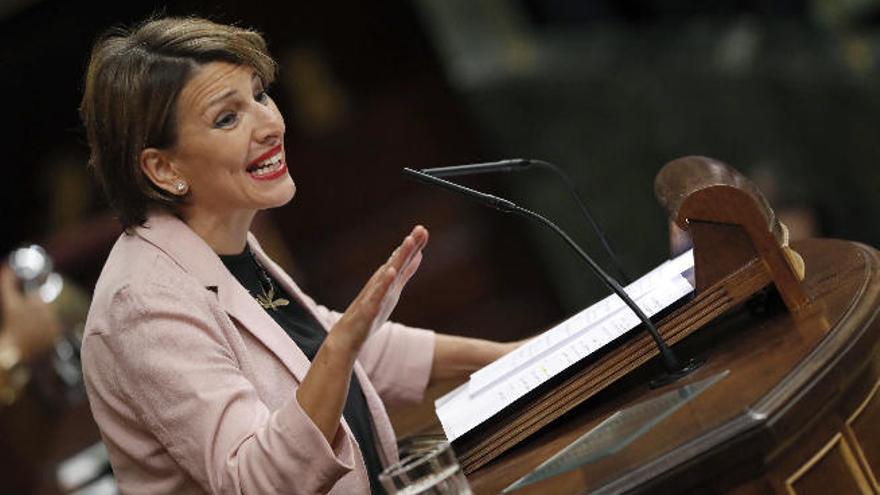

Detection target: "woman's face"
[167, 61, 295, 221]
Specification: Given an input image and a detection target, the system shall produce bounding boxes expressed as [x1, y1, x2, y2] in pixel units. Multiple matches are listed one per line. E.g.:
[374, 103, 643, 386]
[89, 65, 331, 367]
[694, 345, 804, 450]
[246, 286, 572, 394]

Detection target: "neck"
[180, 207, 257, 255]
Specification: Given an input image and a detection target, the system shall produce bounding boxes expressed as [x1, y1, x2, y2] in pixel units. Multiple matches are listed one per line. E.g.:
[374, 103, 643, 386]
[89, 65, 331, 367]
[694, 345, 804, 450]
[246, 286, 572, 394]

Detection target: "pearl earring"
[174, 180, 188, 195]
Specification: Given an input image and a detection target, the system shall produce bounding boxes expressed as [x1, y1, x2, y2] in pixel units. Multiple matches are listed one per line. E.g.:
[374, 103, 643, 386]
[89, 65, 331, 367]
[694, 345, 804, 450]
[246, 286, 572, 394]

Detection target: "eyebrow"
[203, 73, 262, 110]
[204, 89, 238, 109]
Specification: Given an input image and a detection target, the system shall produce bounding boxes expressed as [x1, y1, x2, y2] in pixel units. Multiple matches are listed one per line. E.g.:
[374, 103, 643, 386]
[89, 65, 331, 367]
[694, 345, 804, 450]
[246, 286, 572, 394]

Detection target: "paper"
[435, 250, 695, 442]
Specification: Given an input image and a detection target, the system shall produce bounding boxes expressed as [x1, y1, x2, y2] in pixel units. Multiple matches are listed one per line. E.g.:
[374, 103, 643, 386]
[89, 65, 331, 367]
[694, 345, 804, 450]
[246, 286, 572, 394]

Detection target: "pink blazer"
[81, 211, 436, 494]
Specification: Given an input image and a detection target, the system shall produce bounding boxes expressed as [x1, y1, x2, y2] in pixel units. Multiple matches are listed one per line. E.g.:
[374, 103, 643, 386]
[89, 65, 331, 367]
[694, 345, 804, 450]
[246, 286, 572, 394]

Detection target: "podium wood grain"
[467, 238, 880, 494]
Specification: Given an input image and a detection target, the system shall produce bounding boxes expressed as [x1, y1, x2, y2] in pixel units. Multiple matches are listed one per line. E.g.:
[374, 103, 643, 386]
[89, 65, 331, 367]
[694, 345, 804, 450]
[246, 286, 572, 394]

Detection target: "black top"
[220, 248, 383, 494]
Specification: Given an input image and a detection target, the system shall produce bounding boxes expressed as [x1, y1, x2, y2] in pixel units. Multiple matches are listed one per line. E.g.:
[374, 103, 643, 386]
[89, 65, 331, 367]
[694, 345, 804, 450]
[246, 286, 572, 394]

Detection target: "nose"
[253, 101, 285, 146]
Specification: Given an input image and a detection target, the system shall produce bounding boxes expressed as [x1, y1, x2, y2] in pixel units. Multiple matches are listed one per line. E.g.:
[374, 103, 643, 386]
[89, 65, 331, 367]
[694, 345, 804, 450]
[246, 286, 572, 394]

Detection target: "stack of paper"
[436, 250, 695, 442]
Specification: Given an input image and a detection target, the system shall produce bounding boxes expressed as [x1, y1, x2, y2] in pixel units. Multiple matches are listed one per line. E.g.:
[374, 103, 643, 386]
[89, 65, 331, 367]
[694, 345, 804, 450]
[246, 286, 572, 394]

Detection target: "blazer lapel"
[137, 212, 388, 462]
[216, 275, 314, 384]
[135, 212, 312, 384]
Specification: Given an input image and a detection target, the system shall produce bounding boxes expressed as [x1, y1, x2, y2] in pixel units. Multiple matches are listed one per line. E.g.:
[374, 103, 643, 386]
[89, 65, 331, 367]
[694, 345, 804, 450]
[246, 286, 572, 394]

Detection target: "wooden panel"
[726, 478, 776, 495]
[786, 433, 873, 495]
[466, 238, 880, 494]
[847, 376, 880, 492]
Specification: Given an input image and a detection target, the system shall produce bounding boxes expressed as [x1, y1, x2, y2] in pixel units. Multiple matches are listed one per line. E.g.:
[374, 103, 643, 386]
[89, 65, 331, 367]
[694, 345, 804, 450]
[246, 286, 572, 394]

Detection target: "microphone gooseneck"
[421, 158, 631, 284]
[404, 167, 699, 381]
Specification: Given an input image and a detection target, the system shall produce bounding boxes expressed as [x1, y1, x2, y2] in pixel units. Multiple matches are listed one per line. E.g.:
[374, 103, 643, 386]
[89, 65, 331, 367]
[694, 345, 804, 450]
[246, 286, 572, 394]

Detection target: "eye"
[214, 112, 238, 129]
[255, 90, 270, 105]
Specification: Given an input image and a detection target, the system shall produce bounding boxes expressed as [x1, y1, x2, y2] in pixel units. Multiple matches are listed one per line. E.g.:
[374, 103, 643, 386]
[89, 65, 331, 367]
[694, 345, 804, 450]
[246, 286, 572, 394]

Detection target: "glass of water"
[379, 440, 472, 495]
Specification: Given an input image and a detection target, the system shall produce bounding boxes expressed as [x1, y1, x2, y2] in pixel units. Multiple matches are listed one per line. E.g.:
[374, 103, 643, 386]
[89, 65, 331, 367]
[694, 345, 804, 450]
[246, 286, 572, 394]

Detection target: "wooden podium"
[463, 157, 880, 494]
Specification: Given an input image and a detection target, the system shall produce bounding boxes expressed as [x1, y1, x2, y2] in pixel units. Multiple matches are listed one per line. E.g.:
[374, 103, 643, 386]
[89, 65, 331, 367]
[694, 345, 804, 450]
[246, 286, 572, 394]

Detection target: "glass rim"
[379, 440, 453, 480]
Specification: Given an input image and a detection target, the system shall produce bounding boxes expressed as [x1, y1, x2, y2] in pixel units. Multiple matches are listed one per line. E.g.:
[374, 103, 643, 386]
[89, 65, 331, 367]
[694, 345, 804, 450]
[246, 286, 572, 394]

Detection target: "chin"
[264, 181, 296, 209]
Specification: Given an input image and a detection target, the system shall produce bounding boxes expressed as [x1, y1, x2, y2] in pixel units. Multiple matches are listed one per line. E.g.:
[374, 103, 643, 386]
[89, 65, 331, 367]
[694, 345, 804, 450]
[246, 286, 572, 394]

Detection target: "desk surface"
[467, 238, 880, 494]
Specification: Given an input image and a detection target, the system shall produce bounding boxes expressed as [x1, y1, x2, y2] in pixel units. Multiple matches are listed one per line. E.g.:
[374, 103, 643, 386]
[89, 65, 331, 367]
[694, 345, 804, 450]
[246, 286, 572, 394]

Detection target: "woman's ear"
[140, 148, 189, 196]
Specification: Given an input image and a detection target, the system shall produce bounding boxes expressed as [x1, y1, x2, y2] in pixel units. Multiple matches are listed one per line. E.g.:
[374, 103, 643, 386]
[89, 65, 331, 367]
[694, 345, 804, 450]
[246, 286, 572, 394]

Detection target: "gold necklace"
[249, 249, 290, 311]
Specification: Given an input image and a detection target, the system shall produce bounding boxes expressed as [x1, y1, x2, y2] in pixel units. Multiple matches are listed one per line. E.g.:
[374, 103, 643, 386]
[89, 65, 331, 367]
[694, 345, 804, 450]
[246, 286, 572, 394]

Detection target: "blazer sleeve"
[83, 280, 355, 495]
[301, 294, 435, 406]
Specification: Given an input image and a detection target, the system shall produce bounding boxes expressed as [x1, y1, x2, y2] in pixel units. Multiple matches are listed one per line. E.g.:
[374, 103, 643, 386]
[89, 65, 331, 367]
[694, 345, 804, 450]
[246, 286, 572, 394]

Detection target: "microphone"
[421, 158, 631, 284]
[420, 159, 530, 177]
[403, 167, 700, 383]
[402, 167, 517, 213]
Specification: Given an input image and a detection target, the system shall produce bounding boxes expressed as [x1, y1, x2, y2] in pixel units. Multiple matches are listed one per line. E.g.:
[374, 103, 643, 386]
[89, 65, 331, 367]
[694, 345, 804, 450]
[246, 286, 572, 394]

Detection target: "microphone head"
[421, 159, 532, 178]
[402, 167, 518, 213]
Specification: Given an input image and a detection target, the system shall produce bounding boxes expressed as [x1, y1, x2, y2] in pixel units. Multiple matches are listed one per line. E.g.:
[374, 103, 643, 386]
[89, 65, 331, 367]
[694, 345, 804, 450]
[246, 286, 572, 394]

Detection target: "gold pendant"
[255, 285, 290, 311]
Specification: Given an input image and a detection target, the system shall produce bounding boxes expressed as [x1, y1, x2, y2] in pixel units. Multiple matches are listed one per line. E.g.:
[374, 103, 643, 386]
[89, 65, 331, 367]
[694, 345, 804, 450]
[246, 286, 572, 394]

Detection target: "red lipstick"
[251, 161, 288, 181]
[247, 144, 283, 169]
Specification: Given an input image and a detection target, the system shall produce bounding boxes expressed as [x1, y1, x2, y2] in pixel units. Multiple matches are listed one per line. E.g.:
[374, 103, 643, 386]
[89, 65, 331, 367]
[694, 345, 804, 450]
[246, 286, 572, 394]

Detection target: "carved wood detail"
[846, 376, 880, 492]
[785, 433, 873, 495]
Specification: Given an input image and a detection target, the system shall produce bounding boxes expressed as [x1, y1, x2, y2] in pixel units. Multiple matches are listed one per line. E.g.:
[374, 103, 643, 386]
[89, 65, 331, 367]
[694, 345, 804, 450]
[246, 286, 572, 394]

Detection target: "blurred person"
[79, 16, 517, 494]
[0, 267, 61, 404]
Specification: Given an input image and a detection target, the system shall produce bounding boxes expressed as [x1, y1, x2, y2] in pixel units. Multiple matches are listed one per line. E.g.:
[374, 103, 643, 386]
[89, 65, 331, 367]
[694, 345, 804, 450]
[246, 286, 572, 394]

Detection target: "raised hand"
[331, 225, 428, 354]
[296, 226, 428, 442]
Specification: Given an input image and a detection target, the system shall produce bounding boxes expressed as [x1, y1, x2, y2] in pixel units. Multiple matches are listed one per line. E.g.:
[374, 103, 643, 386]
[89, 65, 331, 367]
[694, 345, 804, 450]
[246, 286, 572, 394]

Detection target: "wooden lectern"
[461, 157, 880, 494]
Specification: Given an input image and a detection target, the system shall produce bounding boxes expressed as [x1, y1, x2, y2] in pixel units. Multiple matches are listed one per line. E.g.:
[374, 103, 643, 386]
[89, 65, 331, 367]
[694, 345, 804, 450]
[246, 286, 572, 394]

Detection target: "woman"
[80, 17, 514, 494]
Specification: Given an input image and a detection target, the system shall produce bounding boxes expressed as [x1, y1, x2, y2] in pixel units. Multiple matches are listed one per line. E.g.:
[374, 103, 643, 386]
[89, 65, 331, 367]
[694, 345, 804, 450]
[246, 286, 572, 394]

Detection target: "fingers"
[354, 262, 397, 316]
[335, 226, 429, 351]
[361, 225, 427, 309]
[386, 226, 428, 285]
[365, 266, 396, 313]
[0, 266, 22, 314]
[335, 264, 395, 352]
[410, 225, 429, 247]
[388, 226, 427, 267]
[348, 263, 394, 315]
[403, 226, 428, 275]
[398, 251, 422, 288]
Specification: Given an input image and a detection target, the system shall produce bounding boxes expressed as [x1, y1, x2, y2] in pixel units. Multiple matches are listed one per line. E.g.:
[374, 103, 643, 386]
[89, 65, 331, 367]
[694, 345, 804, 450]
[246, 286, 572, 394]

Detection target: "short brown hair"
[80, 16, 277, 229]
